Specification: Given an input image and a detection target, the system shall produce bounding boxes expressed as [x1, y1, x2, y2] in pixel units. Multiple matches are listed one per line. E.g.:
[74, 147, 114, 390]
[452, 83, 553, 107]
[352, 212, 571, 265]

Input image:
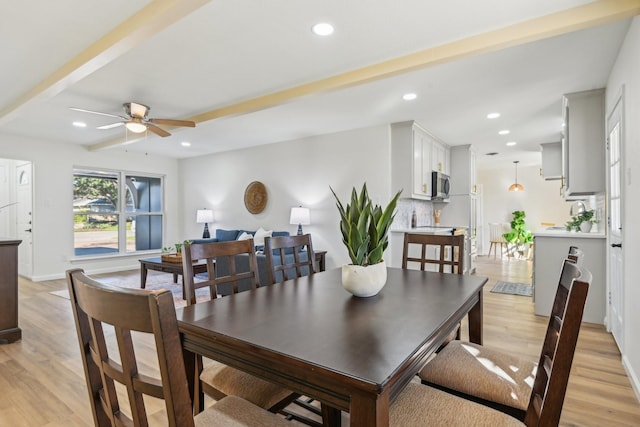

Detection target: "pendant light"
[509, 160, 524, 192]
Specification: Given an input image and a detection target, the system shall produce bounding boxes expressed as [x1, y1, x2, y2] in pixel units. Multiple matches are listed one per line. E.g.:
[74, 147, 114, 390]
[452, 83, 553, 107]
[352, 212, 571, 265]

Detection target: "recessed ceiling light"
[72, 121, 87, 128]
[498, 129, 510, 135]
[312, 22, 334, 36]
[402, 93, 417, 101]
[487, 112, 500, 119]
[506, 141, 517, 146]
[181, 141, 191, 147]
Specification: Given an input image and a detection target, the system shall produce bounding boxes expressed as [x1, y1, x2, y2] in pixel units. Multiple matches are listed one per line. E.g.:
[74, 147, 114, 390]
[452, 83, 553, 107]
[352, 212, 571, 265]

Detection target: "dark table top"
[176, 267, 486, 386]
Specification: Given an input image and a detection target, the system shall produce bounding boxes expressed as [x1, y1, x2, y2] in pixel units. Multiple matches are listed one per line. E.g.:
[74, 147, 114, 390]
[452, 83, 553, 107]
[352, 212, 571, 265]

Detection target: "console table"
[0, 239, 22, 344]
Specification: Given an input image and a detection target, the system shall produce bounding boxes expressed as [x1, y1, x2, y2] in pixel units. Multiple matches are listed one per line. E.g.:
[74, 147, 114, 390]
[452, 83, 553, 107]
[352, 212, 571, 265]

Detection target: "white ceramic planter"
[341, 260, 387, 297]
[580, 221, 593, 233]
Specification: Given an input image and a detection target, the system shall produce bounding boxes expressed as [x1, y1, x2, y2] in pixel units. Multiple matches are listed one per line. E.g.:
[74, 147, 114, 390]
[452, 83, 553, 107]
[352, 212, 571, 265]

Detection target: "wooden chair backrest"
[524, 259, 590, 426]
[182, 239, 259, 305]
[264, 234, 315, 284]
[402, 233, 465, 274]
[66, 268, 195, 427]
[489, 223, 507, 243]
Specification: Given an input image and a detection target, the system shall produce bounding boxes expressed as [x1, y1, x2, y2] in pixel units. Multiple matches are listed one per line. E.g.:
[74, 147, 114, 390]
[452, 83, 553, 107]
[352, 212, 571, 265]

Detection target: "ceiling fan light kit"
[70, 101, 195, 138]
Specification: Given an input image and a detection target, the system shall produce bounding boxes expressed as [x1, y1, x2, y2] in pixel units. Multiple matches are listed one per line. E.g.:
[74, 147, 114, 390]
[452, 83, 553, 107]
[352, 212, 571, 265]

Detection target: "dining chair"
[182, 239, 260, 305]
[417, 258, 590, 424]
[181, 240, 301, 419]
[402, 232, 465, 346]
[488, 222, 508, 259]
[264, 234, 315, 284]
[402, 232, 465, 274]
[65, 268, 290, 427]
[263, 233, 336, 426]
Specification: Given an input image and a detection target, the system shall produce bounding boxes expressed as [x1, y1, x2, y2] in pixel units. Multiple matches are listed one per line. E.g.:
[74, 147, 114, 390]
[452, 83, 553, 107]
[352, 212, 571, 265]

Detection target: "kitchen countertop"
[533, 229, 605, 239]
[391, 226, 454, 234]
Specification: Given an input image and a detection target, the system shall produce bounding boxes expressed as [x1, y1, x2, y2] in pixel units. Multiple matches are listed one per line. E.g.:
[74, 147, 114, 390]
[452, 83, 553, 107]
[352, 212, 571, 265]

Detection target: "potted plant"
[565, 209, 597, 232]
[331, 183, 402, 297]
[503, 210, 533, 258]
[161, 240, 193, 263]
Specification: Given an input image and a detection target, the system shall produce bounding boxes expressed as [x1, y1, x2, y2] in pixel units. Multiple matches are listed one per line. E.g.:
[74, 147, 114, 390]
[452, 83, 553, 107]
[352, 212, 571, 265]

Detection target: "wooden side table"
[139, 257, 208, 299]
[0, 239, 22, 344]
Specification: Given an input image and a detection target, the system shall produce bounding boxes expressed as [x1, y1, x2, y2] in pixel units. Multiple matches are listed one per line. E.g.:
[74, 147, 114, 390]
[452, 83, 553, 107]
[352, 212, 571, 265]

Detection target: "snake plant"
[331, 183, 402, 266]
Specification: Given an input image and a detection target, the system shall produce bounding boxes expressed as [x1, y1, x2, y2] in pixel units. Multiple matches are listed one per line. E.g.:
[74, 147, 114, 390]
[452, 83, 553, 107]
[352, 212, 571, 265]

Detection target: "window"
[73, 168, 163, 257]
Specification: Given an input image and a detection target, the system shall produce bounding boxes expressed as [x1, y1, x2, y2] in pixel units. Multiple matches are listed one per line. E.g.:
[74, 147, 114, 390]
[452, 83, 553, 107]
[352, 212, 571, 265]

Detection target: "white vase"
[341, 260, 387, 297]
[580, 221, 593, 233]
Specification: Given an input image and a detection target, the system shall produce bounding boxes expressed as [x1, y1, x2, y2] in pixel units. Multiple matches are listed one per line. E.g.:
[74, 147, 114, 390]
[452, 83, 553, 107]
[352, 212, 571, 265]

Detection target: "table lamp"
[196, 209, 214, 239]
[289, 207, 310, 235]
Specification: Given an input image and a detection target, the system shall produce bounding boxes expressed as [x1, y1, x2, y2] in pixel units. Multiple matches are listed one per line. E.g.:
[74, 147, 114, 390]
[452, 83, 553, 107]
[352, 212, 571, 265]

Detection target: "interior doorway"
[0, 158, 33, 278]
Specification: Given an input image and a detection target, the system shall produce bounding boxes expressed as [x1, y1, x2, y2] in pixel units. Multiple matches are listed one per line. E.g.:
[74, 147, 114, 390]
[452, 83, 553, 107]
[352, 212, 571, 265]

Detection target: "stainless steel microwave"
[431, 171, 450, 200]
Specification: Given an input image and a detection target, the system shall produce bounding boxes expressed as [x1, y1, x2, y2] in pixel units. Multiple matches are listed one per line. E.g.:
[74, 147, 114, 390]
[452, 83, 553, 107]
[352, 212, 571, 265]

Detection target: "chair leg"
[488, 242, 495, 258]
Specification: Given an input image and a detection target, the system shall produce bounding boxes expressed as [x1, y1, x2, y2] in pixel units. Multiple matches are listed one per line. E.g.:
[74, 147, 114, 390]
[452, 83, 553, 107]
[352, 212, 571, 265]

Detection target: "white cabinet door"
[413, 126, 431, 197]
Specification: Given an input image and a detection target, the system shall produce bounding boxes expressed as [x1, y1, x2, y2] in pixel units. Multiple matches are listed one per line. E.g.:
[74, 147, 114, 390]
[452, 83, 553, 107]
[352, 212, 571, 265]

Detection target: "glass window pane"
[74, 213, 119, 256]
[125, 175, 162, 213]
[128, 214, 163, 252]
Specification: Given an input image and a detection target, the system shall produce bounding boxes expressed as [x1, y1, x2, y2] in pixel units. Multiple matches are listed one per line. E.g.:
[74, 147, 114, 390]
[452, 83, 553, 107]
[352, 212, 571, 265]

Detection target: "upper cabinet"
[431, 139, 450, 175]
[391, 121, 449, 200]
[540, 142, 562, 180]
[561, 89, 605, 197]
[448, 144, 477, 195]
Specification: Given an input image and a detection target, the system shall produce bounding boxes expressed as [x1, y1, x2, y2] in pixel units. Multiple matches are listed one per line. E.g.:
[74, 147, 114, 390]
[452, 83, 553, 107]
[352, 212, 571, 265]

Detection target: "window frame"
[73, 167, 165, 258]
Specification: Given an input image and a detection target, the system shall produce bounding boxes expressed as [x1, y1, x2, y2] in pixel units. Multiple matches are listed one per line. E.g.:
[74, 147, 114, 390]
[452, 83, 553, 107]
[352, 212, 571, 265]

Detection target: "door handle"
[24, 228, 32, 232]
[611, 243, 622, 248]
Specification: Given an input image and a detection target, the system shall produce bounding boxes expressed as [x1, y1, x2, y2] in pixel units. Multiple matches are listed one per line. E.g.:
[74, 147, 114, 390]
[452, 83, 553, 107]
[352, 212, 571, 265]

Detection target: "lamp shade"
[196, 209, 214, 224]
[289, 207, 310, 225]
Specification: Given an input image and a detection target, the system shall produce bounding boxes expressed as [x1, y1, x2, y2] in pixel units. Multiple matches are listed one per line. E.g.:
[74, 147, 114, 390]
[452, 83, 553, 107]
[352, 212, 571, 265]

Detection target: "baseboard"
[622, 354, 640, 404]
[30, 263, 138, 282]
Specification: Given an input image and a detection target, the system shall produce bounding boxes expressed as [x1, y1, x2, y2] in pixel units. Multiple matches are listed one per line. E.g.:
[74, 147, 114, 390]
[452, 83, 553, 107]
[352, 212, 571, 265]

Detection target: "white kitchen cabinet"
[540, 142, 562, 180]
[431, 139, 450, 175]
[561, 88, 605, 197]
[448, 144, 477, 195]
[532, 232, 605, 324]
[391, 121, 433, 199]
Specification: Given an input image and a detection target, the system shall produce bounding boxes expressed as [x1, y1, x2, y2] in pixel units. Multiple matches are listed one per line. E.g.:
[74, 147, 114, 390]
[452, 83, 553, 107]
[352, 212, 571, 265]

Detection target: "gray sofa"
[192, 228, 310, 295]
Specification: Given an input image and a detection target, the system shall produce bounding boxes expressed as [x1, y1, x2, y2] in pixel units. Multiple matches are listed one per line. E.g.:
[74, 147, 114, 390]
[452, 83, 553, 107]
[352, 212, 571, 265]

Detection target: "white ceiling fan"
[70, 102, 195, 137]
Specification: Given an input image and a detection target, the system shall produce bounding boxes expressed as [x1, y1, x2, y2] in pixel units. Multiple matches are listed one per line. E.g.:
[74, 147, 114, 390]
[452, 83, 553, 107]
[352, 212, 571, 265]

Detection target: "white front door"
[16, 162, 33, 277]
[607, 96, 624, 350]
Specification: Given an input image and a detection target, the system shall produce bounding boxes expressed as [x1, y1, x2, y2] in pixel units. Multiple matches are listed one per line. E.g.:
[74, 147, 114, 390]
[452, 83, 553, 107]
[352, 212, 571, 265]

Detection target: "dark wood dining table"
[176, 267, 486, 427]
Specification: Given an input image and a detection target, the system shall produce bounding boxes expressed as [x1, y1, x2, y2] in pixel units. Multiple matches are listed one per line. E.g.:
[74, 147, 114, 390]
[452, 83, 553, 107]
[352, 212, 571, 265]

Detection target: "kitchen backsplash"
[392, 199, 434, 229]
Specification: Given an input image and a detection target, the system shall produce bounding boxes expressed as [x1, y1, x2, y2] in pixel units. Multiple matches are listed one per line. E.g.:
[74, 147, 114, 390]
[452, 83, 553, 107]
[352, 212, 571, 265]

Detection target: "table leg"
[173, 272, 179, 284]
[468, 289, 483, 345]
[321, 404, 341, 427]
[140, 263, 148, 289]
[350, 389, 389, 427]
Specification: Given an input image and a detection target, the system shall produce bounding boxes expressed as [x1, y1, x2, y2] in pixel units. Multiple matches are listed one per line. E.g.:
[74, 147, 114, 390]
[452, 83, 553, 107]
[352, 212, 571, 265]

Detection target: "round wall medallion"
[244, 181, 268, 214]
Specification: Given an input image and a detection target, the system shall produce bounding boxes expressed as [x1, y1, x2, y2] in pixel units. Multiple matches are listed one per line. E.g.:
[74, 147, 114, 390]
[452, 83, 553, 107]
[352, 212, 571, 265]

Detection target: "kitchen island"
[533, 229, 605, 324]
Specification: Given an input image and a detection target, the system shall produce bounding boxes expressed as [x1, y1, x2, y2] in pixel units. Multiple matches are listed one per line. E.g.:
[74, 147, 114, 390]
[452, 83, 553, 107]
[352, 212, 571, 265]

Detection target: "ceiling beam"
[89, 0, 640, 151]
[0, 0, 211, 126]
[187, 0, 640, 123]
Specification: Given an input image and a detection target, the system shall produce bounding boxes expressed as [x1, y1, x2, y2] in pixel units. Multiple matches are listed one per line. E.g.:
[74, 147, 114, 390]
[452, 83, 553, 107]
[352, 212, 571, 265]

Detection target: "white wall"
[477, 164, 574, 253]
[606, 16, 640, 399]
[178, 125, 393, 270]
[0, 133, 181, 280]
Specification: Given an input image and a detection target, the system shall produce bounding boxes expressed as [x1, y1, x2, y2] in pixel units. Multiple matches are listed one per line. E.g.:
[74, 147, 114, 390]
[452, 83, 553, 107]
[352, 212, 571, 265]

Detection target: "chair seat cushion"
[419, 340, 536, 411]
[390, 382, 523, 427]
[195, 395, 290, 426]
[201, 362, 294, 409]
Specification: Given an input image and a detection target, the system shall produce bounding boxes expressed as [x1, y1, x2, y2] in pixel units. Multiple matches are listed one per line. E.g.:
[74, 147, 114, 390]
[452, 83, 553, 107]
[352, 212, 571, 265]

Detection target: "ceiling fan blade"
[149, 118, 196, 127]
[97, 122, 125, 130]
[69, 107, 127, 120]
[146, 123, 171, 137]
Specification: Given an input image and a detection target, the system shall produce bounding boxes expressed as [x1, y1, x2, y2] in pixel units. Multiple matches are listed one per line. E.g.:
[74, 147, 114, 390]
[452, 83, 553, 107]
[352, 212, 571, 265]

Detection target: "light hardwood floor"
[1, 256, 639, 426]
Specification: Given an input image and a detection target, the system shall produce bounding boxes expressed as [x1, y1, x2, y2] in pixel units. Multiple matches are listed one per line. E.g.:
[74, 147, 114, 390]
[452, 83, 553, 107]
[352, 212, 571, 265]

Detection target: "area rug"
[490, 280, 532, 297]
[49, 271, 211, 308]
